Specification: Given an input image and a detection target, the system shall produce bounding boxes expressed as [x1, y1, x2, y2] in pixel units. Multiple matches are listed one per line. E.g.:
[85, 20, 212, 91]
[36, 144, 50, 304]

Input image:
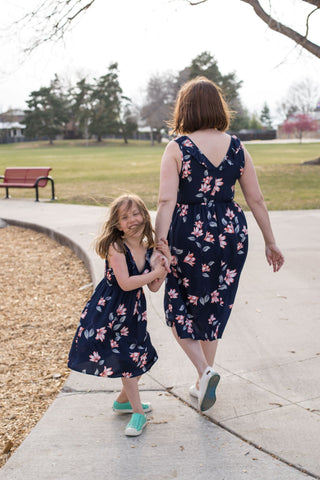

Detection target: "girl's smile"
[118, 203, 144, 238]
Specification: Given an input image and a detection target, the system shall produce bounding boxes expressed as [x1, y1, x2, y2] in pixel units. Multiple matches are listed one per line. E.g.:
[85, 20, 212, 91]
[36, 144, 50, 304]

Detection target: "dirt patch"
[0, 225, 93, 468]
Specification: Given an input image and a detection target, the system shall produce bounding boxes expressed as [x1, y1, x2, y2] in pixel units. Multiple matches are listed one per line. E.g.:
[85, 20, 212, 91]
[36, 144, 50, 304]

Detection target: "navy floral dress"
[165, 135, 249, 341]
[68, 245, 158, 378]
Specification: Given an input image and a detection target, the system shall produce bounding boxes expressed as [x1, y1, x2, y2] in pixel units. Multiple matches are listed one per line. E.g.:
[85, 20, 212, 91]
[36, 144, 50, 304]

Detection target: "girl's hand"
[156, 238, 172, 271]
[153, 260, 167, 279]
[265, 244, 284, 272]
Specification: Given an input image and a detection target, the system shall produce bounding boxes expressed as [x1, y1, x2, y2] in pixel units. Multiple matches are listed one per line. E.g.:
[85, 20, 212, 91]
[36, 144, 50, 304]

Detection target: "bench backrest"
[4, 167, 52, 187]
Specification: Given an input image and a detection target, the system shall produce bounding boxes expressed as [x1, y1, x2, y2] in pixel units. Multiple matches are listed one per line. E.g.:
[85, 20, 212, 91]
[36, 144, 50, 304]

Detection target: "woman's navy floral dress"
[165, 135, 249, 341]
[68, 246, 158, 378]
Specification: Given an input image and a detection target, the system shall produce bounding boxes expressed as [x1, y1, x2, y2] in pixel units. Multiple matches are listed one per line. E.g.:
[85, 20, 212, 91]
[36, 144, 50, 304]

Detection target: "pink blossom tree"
[282, 114, 318, 143]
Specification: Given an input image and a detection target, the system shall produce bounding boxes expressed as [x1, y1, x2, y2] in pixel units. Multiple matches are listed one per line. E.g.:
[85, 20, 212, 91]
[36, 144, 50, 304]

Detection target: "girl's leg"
[193, 339, 219, 388]
[120, 377, 144, 414]
[116, 376, 141, 404]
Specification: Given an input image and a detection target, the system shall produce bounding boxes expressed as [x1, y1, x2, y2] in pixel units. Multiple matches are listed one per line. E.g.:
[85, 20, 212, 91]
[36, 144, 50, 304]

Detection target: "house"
[0, 109, 26, 143]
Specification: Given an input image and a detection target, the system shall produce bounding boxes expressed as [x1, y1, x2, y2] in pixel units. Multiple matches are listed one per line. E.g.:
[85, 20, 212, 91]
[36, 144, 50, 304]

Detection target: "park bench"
[0, 167, 56, 202]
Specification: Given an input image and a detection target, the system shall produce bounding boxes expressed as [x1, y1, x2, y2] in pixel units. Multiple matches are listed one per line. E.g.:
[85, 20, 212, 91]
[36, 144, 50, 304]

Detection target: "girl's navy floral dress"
[68, 245, 158, 378]
[165, 135, 249, 341]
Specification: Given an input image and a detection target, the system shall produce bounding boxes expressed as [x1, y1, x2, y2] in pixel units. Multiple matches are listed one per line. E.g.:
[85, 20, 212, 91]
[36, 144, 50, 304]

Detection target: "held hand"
[265, 244, 284, 272]
[154, 261, 167, 279]
[156, 238, 172, 272]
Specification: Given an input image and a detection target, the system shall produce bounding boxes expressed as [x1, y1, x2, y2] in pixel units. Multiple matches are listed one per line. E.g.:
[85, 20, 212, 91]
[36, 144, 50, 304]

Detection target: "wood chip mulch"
[0, 225, 93, 468]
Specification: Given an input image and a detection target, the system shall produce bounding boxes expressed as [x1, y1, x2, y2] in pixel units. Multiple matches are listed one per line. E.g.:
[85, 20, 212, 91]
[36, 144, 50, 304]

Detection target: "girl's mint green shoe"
[113, 400, 152, 414]
[125, 413, 147, 436]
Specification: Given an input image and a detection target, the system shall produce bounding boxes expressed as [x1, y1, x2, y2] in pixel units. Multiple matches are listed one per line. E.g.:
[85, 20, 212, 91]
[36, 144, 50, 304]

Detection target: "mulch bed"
[0, 225, 93, 468]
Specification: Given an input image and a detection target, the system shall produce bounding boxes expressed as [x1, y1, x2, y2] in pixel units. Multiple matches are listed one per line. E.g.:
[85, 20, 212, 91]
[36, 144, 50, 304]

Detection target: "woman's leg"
[171, 326, 208, 378]
[120, 376, 144, 414]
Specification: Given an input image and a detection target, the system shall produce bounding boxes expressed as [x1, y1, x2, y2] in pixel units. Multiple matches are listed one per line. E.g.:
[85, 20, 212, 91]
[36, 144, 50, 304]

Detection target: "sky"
[0, 0, 320, 125]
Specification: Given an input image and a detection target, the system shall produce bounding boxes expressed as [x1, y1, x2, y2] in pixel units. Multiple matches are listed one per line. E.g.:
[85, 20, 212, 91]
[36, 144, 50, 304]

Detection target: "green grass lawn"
[0, 139, 319, 210]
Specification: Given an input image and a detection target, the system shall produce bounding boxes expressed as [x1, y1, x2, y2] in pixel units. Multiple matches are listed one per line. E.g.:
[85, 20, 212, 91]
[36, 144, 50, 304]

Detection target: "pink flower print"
[237, 242, 243, 251]
[219, 234, 227, 249]
[202, 264, 211, 273]
[204, 232, 215, 243]
[140, 353, 148, 367]
[211, 290, 220, 303]
[108, 319, 115, 329]
[185, 319, 193, 333]
[120, 326, 129, 336]
[168, 288, 179, 299]
[199, 176, 212, 193]
[133, 301, 139, 315]
[117, 304, 127, 316]
[141, 311, 147, 321]
[182, 160, 191, 178]
[106, 270, 112, 281]
[191, 220, 204, 238]
[242, 225, 248, 235]
[219, 298, 224, 306]
[78, 326, 84, 338]
[231, 185, 235, 192]
[180, 204, 189, 217]
[81, 308, 88, 320]
[229, 304, 234, 309]
[208, 314, 216, 325]
[96, 327, 107, 342]
[175, 315, 185, 325]
[136, 290, 141, 300]
[130, 352, 140, 363]
[122, 372, 133, 378]
[182, 277, 189, 288]
[89, 351, 101, 363]
[110, 339, 119, 349]
[97, 297, 106, 307]
[234, 202, 242, 213]
[168, 303, 173, 312]
[214, 325, 219, 339]
[100, 366, 113, 377]
[171, 255, 178, 266]
[188, 295, 199, 305]
[184, 252, 196, 266]
[240, 167, 244, 176]
[225, 208, 235, 220]
[211, 178, 223, 196]
[225, 269, 237, 285]
[183, 139, 193, 148]
[224, 224, 234, 234]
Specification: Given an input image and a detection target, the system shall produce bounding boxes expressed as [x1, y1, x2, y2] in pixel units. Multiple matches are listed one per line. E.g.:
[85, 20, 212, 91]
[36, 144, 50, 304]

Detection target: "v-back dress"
[68, 245, 158, 378]
[165, 135, 249, 341]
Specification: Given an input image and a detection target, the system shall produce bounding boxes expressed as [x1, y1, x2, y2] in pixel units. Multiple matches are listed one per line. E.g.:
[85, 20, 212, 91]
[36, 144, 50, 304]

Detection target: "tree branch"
[302, 0, 320, 7]
[240, 0, 320, 59]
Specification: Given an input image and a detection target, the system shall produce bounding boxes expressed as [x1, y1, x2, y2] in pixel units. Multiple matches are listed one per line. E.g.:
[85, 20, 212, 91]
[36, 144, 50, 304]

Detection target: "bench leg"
[5, 187, 10, 199]
[50, 178, 56, 201]
[35, 185, 39, 202]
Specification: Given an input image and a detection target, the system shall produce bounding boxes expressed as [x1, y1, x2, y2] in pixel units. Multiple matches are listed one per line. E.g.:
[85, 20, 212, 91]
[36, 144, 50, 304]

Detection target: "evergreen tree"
[260, 103, 273, 128]
[24, 75, 68, 144]
[89, 63, 123, 142]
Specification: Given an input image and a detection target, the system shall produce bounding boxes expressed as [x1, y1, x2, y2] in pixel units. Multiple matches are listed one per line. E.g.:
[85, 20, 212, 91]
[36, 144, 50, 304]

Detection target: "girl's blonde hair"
[168, 76, 231, 134]
[95, 194, 154, 258]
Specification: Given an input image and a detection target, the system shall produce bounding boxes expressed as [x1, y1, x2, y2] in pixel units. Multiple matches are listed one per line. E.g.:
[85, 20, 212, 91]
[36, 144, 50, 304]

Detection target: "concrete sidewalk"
[1, 200, 319, 480]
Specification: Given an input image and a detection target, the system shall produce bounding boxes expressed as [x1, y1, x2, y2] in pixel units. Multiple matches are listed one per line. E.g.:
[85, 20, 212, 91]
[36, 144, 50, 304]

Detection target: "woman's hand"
[265, 244, 285, 272]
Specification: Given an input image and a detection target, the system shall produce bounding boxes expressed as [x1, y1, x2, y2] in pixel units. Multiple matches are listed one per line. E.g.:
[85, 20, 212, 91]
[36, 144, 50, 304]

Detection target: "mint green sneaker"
[112, 400, 152, 414]
[125, 413, 147, 436]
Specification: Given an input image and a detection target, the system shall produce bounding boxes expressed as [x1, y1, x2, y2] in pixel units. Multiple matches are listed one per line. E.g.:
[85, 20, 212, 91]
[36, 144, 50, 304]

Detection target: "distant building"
[0, 109, 25, 143]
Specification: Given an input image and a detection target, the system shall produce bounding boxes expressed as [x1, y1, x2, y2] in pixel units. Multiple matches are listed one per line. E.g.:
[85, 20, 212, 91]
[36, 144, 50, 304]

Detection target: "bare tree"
[8, 0, 320, 58]
[186, 0, 320, 59]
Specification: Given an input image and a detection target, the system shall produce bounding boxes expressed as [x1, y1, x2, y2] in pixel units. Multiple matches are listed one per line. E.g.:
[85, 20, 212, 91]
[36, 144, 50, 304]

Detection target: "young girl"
[68, 194, 168, 436]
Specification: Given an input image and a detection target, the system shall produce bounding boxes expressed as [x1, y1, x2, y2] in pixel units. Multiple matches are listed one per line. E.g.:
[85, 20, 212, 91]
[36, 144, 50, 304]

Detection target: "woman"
[155, 76, 284, 413]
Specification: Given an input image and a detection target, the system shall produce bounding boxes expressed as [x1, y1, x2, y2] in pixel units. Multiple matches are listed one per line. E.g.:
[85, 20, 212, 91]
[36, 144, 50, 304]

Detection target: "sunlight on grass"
[1, 139, 319, 210]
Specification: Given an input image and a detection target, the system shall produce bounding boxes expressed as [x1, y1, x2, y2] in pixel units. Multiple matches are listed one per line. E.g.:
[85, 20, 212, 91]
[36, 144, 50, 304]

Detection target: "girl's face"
[117, 202, 144, 238]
